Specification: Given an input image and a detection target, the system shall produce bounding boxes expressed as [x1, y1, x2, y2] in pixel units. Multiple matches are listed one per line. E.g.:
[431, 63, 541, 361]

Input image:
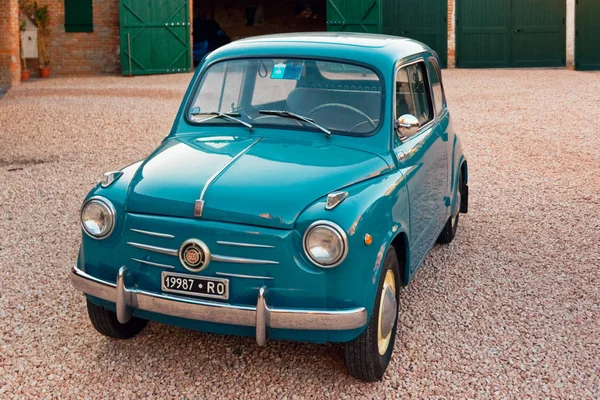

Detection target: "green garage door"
[326, 0, 382, 33]
[382, 0, 448, 67]
[576, 0, 600, 70]
[120, 0, 191, 75]
[457, 0, 565, 68]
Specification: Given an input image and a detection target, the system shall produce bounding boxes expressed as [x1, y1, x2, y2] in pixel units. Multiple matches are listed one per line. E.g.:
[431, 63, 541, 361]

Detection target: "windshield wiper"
[191, 111, 253, 131]
[258, 110, 331, 136]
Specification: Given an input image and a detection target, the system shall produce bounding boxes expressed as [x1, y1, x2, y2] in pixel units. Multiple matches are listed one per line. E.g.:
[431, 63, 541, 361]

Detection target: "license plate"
[161, 272, 229, 300]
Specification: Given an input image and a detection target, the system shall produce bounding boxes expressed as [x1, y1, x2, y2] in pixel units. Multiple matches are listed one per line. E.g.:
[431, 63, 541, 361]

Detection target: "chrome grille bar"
[211, 254, 279, 265]
[127, 242, 178, 256]
[130, 229, 174, 239]
[131, 258, 175, 269]
[127, 241, 278, 265]
[216, 241, 275, 249]
[215, 272, 274, 280]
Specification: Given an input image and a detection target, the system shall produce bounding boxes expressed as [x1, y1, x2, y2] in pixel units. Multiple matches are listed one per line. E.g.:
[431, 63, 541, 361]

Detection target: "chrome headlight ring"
[302, 220, 349, 268]
[80, 196, 116, 240]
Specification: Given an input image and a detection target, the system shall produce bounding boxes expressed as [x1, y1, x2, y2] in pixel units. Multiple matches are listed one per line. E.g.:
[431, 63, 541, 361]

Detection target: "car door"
[392, 59, 448, 273]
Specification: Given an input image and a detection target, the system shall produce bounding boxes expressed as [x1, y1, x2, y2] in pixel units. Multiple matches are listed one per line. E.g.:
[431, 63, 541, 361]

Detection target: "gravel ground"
[1, 69, 599, 399]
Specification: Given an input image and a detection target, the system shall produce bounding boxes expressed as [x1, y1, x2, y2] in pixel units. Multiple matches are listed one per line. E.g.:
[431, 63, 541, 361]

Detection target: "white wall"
[566, 0, 576, 68]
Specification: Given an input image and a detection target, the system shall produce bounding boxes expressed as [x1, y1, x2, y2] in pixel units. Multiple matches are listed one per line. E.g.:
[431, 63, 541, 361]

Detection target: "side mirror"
[395, 114, 420, 139]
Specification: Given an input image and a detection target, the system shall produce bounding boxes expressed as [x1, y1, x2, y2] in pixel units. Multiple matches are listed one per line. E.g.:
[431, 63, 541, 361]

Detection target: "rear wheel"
[86, 299, 147, 339]
[344, 247, 400, 381]
[437, 169, 465, 244]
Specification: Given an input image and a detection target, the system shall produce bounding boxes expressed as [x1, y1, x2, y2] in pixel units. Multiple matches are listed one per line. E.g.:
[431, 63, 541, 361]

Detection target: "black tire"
[344, 246, 400, 381]
[437, 170, 465, 244]
[437, 212, 459, 244]
[86, 299, 148, 339]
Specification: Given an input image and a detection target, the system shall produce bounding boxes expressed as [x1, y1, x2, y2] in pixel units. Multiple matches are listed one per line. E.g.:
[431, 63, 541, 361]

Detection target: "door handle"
[401, 31, 409, 34]
[514, 29, 524, 33]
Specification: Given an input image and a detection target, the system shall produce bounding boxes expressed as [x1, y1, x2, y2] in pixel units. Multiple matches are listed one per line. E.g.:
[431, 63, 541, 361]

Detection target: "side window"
[428, 58, 446, 116]
[395, 62, 434, 127]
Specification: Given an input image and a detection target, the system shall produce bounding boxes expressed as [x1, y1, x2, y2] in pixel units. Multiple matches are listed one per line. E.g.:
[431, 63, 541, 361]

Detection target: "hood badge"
[192, 138, 263, 218]
[179, 239, 210, 272]
[194, 200, 205, 217]
[325, 191, 349, 210]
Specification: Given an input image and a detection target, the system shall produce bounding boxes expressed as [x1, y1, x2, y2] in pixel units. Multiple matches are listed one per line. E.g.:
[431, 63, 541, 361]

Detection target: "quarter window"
[395, 62, 433, 127]
[429, 58, 446, 116]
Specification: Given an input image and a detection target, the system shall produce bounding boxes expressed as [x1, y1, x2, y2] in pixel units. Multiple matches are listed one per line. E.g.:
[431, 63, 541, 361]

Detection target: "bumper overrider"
[70, 265, 368, 345]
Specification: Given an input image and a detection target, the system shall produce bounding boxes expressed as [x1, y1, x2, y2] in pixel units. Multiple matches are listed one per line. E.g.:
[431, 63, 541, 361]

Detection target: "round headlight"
[81, 197, 115, 239]
[303, 221, 348, 268]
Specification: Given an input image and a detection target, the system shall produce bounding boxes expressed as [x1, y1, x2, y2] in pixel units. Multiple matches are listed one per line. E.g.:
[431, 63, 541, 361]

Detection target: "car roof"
[205, 32, 433, 71]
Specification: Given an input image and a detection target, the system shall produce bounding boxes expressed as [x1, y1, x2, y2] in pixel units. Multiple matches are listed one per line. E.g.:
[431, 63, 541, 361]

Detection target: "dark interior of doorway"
[193, 0, 326, 64]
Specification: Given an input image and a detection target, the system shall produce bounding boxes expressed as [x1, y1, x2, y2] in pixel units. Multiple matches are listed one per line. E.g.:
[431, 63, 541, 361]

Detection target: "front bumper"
[70, 265, 367, 345]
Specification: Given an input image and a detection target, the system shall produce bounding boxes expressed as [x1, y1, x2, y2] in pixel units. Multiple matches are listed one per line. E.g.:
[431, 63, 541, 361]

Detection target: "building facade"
[1, 0, 597, 86]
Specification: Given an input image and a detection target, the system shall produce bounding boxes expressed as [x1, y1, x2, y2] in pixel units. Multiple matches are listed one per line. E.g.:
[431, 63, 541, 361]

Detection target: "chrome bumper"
[70, 266, 367, 345]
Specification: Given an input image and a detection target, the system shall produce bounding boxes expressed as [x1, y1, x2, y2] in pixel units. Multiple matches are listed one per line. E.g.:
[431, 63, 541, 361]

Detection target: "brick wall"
[447, 0, 456, 68]
[0, 0, 20, 85]
[42, 0, 120, 75]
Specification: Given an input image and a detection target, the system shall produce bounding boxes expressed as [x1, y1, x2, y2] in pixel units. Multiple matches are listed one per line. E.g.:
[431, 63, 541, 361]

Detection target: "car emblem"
[178, 239, 211, 272]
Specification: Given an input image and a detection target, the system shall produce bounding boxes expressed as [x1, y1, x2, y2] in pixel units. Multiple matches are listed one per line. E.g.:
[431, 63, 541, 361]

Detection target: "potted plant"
[19, 11, 30, 81]
[22, 1, 51, 78]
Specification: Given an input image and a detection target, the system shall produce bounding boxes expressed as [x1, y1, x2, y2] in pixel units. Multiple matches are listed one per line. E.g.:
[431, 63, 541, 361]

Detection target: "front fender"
[295, 169, 410, 320]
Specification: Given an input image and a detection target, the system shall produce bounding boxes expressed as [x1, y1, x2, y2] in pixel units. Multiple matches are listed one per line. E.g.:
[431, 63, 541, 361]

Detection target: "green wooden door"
[326, 0, 382, 33]
[511, 0, 565, 67]
[120, 0, 191, 75]
[383, 0, 448, 67]
[576, 0, 600, 70]
[456, 0, 510, 67]
[457, 0, 565, 68]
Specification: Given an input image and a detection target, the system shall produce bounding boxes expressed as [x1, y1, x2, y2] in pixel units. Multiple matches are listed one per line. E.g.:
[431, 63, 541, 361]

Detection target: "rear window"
[315, 61, 379, 81]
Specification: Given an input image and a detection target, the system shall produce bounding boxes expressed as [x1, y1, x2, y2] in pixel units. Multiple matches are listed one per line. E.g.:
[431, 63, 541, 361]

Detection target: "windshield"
[188, 58, 383, 135]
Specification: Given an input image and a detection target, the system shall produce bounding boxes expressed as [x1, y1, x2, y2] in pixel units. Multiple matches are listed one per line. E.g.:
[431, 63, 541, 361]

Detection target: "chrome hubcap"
[451, 191, 461, 228]
[377, 269, 397, 355]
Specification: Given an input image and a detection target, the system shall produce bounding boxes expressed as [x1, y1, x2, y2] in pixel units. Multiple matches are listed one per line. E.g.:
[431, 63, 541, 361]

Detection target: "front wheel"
[344, 246, 400, 381]
[86, 299, 148, 339]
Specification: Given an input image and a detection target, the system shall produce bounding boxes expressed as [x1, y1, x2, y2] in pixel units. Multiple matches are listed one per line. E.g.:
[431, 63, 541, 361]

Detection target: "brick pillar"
[447, 0, 456, 68]
[0, 0, 21, 85]
[566, 0, 575, 69]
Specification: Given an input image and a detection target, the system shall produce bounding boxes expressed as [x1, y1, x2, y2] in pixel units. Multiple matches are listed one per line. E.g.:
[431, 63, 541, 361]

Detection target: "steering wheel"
[349, 119, 380, 132]
[307, 103, 376, 132]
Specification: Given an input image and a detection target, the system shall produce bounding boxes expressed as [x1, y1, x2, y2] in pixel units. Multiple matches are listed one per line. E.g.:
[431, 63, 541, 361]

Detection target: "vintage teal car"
[71, 33, 468, 381]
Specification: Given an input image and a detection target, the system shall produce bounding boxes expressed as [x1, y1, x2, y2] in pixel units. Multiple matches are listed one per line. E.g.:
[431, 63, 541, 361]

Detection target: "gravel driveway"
[1, 69, 598, 398]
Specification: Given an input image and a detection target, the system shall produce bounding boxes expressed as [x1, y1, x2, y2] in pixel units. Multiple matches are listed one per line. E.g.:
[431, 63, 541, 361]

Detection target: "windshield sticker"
[271, 62, 303, 80]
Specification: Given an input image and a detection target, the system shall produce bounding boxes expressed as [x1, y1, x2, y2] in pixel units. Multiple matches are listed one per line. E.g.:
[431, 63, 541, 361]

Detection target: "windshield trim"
[183, 55, 386, 138]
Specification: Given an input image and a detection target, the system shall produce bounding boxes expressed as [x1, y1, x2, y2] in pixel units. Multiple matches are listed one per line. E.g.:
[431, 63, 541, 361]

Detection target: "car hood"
[126, 134, 390, 229]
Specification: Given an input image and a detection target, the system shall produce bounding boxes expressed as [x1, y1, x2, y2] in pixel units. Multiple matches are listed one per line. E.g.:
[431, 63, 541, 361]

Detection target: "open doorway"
[192, 0, 326, 64]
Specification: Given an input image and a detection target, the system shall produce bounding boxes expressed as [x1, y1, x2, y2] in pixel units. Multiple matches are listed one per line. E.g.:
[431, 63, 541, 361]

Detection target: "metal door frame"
[456, 0, 566, 68]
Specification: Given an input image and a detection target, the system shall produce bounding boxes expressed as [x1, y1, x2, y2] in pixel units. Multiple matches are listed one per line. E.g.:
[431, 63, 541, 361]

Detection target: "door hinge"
[563, 17, 566, 25]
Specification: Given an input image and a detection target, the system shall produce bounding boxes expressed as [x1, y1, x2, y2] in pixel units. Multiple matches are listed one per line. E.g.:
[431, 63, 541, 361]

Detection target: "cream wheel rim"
[377, 269, 397, 355]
